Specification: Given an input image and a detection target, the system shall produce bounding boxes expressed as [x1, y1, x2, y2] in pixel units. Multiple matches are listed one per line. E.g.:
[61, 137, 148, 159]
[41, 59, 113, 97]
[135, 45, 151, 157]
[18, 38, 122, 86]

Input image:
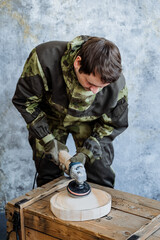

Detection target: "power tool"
[59, 151, 91, 197]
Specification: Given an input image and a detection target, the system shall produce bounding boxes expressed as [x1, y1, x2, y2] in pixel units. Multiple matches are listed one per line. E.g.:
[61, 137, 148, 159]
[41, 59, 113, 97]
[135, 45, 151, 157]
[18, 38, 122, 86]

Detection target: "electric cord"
[6, 229, 20, 240]
[7, 154, 44, 239]
[6, 211, 20, 240]
[32, 153, 44, 189]
[6, 230, 14, 240]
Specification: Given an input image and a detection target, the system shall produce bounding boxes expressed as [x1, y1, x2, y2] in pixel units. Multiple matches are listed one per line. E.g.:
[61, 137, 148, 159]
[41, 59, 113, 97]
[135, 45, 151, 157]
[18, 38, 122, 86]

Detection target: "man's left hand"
[70, 152, 88, 165]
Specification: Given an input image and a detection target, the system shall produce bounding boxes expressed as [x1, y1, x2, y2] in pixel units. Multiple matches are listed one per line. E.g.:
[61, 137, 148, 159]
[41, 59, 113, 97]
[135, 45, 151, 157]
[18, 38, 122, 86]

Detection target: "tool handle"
[59, 150, 72, 171]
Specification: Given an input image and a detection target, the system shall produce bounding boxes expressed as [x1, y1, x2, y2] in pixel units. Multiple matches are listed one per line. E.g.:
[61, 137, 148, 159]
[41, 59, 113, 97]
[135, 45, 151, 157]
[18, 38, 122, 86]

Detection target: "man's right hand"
[40, 134, 69, 166]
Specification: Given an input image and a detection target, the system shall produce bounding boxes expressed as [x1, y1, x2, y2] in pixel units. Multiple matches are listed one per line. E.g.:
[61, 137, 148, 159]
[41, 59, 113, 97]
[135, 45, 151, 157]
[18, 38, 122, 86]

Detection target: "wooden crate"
[5, 176, 160, 240]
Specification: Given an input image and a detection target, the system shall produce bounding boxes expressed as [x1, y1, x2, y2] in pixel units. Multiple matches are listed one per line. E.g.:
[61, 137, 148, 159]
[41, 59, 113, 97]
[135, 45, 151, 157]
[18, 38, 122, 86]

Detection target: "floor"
[0, 212, 7, 240]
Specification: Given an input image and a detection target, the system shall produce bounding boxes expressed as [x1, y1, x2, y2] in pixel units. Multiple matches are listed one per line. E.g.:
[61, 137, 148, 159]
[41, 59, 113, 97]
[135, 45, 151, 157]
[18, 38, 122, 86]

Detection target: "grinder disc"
[67, 180, 91, 197]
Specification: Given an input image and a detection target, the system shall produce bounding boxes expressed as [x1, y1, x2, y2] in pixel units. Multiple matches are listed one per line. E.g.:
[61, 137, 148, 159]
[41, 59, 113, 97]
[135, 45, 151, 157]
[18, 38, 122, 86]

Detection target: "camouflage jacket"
[12, 36, 128, 163]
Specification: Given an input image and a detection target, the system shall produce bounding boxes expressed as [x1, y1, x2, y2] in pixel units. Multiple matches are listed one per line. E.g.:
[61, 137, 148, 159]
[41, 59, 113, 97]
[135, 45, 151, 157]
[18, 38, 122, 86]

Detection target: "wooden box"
[5, 176, 160, 240]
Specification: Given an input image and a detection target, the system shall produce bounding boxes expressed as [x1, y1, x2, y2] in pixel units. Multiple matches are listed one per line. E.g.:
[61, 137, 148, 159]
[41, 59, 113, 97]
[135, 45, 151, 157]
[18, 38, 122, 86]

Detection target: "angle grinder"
[59, 151, 91, 197]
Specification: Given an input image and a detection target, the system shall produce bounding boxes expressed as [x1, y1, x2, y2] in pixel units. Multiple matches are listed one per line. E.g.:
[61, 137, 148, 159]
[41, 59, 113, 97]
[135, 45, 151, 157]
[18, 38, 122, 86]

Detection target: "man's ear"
[74, 56, 81, 70]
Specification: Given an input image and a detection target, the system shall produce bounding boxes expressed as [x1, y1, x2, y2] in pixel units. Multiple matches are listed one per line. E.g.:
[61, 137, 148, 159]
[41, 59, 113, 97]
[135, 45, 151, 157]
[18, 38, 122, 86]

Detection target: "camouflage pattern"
[21, 48, 48, 91]
[34, 119, 93, 160]
[26, 95, 42, 114]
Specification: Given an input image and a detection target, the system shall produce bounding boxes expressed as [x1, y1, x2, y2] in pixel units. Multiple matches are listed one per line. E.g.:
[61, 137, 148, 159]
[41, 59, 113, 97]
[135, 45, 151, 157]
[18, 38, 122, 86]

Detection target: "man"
[12, 35, 128, 188]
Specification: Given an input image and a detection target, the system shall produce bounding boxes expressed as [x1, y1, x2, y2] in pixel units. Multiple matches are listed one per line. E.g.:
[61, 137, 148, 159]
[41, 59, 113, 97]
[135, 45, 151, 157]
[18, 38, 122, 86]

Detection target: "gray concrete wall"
[0, 0, 160, 210]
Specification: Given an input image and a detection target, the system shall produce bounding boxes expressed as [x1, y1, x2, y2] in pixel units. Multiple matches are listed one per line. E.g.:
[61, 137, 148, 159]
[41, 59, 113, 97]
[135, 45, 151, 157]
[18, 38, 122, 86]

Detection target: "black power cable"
[6, 211, 20, 240]
[32, 153, 44, 189]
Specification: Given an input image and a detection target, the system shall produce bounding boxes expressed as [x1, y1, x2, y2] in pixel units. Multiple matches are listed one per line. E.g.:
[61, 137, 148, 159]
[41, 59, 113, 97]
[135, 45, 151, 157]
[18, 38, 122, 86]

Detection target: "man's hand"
[40, 134, 68, 165]
[69, 162, 87, 184]
[70, 152, 88, 165]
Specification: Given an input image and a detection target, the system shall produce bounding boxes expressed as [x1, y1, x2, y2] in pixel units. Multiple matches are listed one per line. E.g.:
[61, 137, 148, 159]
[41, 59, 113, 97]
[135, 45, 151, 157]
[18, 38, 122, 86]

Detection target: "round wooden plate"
[50, 188, 111, 221]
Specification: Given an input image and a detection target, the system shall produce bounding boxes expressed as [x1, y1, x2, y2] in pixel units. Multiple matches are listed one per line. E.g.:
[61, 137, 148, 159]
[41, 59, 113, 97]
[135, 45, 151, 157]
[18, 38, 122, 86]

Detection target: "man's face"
[74, 56, 109, 94]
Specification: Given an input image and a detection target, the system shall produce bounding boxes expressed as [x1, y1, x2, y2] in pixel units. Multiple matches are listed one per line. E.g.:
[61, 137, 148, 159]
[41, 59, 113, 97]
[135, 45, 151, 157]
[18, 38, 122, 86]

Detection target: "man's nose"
[90, 86, 99, 94]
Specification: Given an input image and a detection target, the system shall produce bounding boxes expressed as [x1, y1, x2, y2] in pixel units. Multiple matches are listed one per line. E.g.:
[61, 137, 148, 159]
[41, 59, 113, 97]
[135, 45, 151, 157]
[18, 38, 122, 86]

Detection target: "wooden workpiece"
[5, 176, 160, 240]
[54, 150, 112, 221]
[50, 188, 111, 221]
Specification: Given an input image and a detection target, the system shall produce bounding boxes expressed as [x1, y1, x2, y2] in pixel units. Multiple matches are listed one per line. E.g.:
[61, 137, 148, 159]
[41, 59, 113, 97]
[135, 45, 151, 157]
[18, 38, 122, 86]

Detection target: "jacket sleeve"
[12, 48, 51, 139]
[78, 84, 128, 163]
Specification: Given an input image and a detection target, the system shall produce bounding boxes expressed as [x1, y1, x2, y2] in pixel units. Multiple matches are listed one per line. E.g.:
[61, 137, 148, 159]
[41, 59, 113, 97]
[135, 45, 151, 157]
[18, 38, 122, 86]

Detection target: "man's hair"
[78, 37, 122, 83]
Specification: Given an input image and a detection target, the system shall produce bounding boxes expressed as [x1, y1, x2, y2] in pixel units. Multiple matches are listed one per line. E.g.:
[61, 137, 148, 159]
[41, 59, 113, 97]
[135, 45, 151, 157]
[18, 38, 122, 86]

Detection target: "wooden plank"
[89, 183, 160, 211]
[127, 214, 160, 240]
[111, 197, 160, 219]
[26, 176, 67, 197]
[19, 179, 70, 209]
[148, 228, 160, 239]
[25, 227, 59, 240]
[24, 212, 106, 240]
[20, 207, 25, 240]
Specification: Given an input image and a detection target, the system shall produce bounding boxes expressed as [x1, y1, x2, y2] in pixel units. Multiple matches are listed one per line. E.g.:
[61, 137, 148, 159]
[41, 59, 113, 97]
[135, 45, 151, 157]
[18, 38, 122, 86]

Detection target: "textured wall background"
[0, 0, 160, 210]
